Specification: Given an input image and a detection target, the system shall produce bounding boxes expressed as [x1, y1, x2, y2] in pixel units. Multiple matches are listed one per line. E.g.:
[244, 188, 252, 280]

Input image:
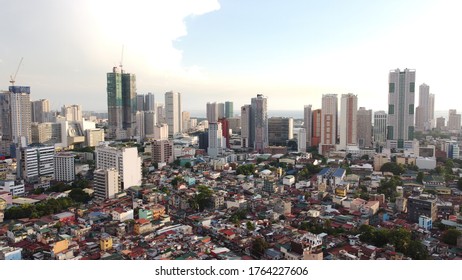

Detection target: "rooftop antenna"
[119, 45, 124, 72]
[9, 57, 24, 86]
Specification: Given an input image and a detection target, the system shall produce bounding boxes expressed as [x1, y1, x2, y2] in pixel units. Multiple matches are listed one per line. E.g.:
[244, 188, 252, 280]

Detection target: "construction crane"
[9, 57, 23, 86]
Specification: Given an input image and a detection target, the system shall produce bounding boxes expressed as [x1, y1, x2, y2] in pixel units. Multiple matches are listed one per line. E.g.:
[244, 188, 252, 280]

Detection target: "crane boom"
[9, 57, 24, 86]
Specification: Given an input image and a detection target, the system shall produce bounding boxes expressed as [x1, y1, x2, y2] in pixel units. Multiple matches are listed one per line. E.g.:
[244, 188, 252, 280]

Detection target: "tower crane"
[9, 57, 23, 86]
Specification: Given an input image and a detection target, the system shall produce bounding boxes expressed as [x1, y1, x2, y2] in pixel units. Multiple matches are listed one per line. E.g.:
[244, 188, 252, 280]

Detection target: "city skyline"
[1, 1, 462, 113]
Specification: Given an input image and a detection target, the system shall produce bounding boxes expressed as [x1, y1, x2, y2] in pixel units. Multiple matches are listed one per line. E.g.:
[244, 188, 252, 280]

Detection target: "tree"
[380, 162, 405, 175]
[184, 162, 192, 169]
[246, 221, 255, 231]
[361, 154, 370, 161]
[442, 229, 462, 246]
[236, 164, 256, 176]
[191, 185, 214, 211]
[251, 237, 269, 258]
[416, 172, 424, 184]
[69, 188, 91, 203]
[406, 240, 429, 260]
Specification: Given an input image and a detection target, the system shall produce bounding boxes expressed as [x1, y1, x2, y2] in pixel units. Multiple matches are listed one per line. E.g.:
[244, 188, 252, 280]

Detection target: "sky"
[1, 0, 462, 115]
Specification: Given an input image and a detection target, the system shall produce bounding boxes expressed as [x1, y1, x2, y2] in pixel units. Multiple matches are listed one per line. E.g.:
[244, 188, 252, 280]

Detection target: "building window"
[389, 83, 395, 93]
[388, 104, 394, 115]
[410, 82, 415, 92]
[409, 104, 414, 115]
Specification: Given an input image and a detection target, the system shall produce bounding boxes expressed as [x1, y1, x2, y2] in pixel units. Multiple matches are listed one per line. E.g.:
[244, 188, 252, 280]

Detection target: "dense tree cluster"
[236, 164, 256, 176]
[5, 197, 75, 220]
[358, 225, 429, 259]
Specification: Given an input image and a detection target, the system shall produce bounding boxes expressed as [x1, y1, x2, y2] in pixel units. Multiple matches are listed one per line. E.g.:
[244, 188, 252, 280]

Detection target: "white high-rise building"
[152, 124, 169, 140]
[84, 129, 104, 147]
[298, 128, 307, 153]
[217, 103, 225, 119]
[165, 91, 182, 138]
[339, 93, 357, 150]
[20, 145, 55, 183]
[54, 152, 75, 182]
[208, 122, 224, 158]
[448, 109, 461, 132]
[62, 104, 82, 122]
[135, 111, 145, 140]
[320, 94, 338, 154]
[387, 68, 416, 149]
[374, 111, 387, 146]
[144, 111, 156, 136]
[95, 144, 142, 190]
[94, 168, 120, 200]
[304, 105, 312, 148]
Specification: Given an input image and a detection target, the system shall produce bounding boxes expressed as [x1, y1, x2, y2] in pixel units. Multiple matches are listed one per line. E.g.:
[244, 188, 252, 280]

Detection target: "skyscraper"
[165, 91, 182, 138]
[107, 67, 137, 139]
[320, 94, 338, 154]
[225, 101, 234, 118]
[144, 92, 155, 111]
[304, 105, 312, 148]
[217, 103, 225, 119]
[357, 107, 372, 149]
[373, 110, 387, 147]
[251, 94, 268, 152]
[182, 111, 190, 133]
[240, 105, 251, 148]
[311, 109, 321, 148]
[268, 117, 293, 146]
[136, 94, 145, 112]
[339, 93, 357, 150]
[415, 84, 434, 131]
[206, 102, 219, 123]
[298, 128, 307, 153]
[387, 68, 416, 149]
[0, 86, 32, 146]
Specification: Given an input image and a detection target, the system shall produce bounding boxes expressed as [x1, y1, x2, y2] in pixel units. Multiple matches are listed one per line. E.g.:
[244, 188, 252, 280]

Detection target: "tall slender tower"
[225, 101, 234, 118]
[373, 110, 387, 147]
[165, 91, 182, 138]
[31, 99, 50, 123]
[304, 105, 312, 148]
[240, 105, 251, 148]
[320, 94, 338, 154]
[387, 68, 416, 149]
[1, 86, 32, 144]
[251, 94, 268, 152]
[339, 93, 358, 150]
[415, 84, 435, 131]
[107, 67, 123, 138]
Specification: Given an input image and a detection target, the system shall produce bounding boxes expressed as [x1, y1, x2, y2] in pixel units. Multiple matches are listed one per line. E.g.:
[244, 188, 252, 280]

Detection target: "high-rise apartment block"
[31, 99, 50, 123]
[208, 122, 224, 158]
[151, 140, 174, 164]
[240, 105, 251, 149]
[0, 86, 32, 146]
[54, 152, 75, 182]
[339, 93, 357, 150]
[304, 105, 312, 148]
[61, 104, 82, 122]
[251, 94, 268, 152]
[95, 144, 142, 190]
[447, 109, 461, 131]
[387, 68, 416, 149]
[415, 84, 434, 131]
[320, 94, 338, 155]
[298, 128, 307, 153]
[20, 144, 55, 183]
[311, 109, 321, 148]
[165, 91, 182, 138]
[94, 168, 120, 200]
[357, 107, 372, 149]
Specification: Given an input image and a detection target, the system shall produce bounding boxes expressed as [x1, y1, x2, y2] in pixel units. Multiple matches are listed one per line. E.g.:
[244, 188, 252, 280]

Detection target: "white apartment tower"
[339, 93, 358, 150]
[165, 91, 182, 138]
[94, 168, 120, 200]
[61, 104, 82, 122]
[251, 94, 268, 152]
[298, 128, 307, 153]
[95, 144, 142, 190]
[208, 122, 224, 158]
[54, 152, 75, 182]
[387, 68, 416, 149]
[357, 107, 372, 149]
